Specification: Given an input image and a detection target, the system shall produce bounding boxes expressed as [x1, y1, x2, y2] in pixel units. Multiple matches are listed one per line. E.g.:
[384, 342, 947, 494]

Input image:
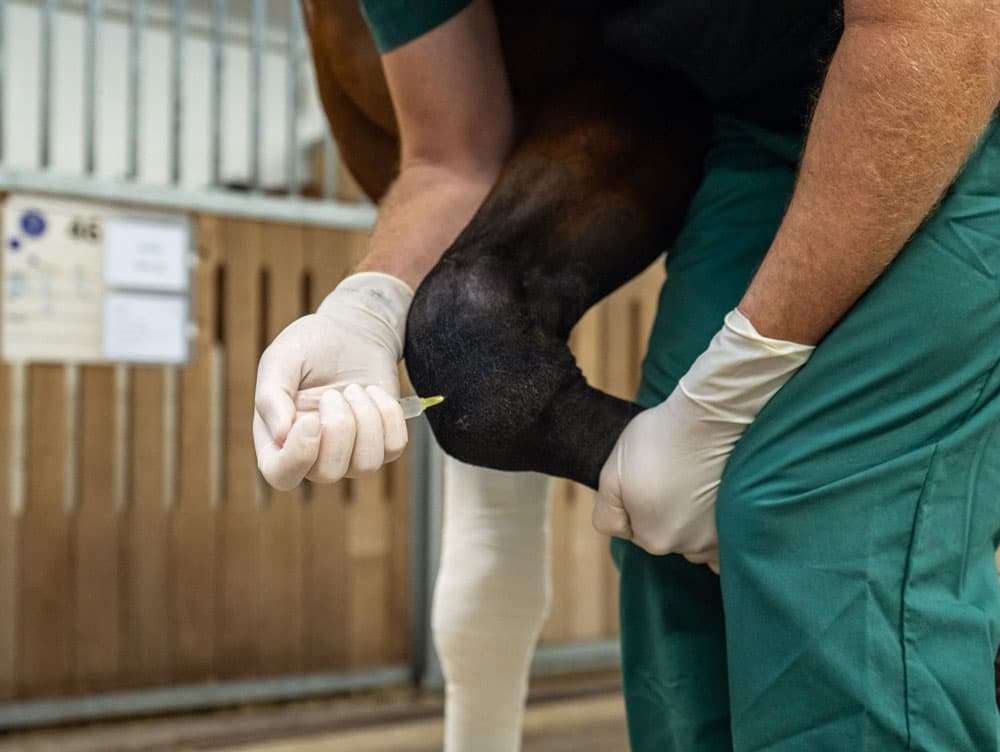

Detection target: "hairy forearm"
[741, 3, 1000, 344]
[356, 161, 498, 290]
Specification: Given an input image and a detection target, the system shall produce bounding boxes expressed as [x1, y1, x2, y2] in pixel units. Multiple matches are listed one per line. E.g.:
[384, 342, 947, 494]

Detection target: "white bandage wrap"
[433, 457, 552, 752]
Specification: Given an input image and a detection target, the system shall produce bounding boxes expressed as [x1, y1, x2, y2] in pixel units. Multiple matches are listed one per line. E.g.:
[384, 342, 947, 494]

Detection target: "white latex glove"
[593, 309, 814, 573]
[253, 272, 413, 490]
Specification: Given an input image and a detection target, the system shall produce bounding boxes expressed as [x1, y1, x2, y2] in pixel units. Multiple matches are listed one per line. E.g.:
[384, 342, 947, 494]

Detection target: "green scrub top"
[359, 0, 474, 53]
[357, 1, 841, 128]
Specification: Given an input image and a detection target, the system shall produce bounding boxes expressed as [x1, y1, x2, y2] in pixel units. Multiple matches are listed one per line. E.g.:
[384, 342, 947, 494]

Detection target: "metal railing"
[0, 0, 374, 228]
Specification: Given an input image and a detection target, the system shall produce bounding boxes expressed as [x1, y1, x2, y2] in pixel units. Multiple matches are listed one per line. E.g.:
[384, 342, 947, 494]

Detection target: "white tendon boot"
[433, 457, 552, 752]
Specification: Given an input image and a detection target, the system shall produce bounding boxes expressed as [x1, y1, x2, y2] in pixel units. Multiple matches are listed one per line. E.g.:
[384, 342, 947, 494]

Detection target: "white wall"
[2, 0, 329, 190]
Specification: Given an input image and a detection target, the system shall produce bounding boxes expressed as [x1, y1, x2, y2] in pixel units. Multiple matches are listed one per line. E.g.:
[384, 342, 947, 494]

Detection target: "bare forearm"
[741, 3, 1000, 344]
[356, 161, 498, 290]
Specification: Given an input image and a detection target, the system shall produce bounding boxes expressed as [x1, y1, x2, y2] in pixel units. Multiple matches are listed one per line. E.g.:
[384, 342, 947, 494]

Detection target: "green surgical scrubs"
[359, 0, 473, 53]
[615, 112, 1000, 751]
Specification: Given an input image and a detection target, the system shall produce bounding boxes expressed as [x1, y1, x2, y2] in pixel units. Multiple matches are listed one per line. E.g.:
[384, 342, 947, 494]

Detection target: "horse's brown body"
[300, 0, 1000, 705]
[301, 2, 644, 202]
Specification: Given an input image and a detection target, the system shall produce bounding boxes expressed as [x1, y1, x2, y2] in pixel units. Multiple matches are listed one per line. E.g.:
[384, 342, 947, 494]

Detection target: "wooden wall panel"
[386, 405, 412, 664]
[600, 292, 640, 635]
[256, 223, 306, 675]
[218, 219, 265, 678]
[348, 474, 392, 667]
[300, 226, 353, 674]
[121, 368, 171, 686]
[565, 307, 607, 642]
[0, 205, 663, 703]
[541, 261, 666, 645]
[171, 214, 220, 682]
[0, 363, 16, 699]
[19, 365, 73, 696]
[73, 366, 121, 691]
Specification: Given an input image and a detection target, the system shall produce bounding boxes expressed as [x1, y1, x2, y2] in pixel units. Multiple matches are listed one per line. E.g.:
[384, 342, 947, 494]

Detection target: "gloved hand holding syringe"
[254, 272, 443, 490]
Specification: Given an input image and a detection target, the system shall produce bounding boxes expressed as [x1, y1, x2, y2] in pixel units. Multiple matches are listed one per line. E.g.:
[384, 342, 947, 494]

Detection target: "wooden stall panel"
[120, 368, 171, 687]
[18, 365, 73, 696]
[0, 362, 16, 699]
[541, 261, 666, 645]
[348, 473, 394, 667]
[171, 214, 220, 683]
[566, 307, 610, 642]
[256, 222, 306, 676]
[300, 226, 353, 674]
[217, 218, 265, 679]
[0, 208, 406, 702]
[386, 386, 413, 665]
[73, 366, 122, 692]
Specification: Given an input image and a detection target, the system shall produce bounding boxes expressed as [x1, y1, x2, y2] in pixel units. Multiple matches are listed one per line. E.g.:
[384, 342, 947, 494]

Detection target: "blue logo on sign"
[20, 211, 46, 237]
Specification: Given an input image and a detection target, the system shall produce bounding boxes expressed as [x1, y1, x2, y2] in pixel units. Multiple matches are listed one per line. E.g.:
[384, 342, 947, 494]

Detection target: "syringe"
[398, 394, 445, 419]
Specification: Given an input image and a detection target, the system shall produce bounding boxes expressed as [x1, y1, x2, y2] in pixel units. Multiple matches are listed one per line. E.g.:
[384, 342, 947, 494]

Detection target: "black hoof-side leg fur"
[406, 78, 709, 489]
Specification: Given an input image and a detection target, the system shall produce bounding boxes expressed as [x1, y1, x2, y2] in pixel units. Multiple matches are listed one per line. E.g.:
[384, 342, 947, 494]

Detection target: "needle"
[398, 394, 445, 419]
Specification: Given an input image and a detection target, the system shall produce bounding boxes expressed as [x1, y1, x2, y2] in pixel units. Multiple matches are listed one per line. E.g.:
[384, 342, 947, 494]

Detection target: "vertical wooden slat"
[601, 291, 636, 637]
[386, 370, 413, 663]
[328, 228, 396, 668]
[541, 264, 666, 644]
[542, 479, 572, 644]
[171, 214, 220, 681]
[256, 222, 305, 674]
[348, 473, 392, 666]
[121, 367, 171, 686]
[565, 306, 606, 642]
[300, 225, 353, 672]
[19, 364, 73, 696]
[637, 265, 665, 378]
[217, 218, 264, 677]
[0, 361, 17, 698]
[74, 366, 122, 691]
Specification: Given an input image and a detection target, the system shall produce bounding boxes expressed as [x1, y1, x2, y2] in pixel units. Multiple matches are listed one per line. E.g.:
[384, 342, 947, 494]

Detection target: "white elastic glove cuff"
[678, 308, 815, 422]
[595, 308, 815, 565]
[317, 272, 414, 362]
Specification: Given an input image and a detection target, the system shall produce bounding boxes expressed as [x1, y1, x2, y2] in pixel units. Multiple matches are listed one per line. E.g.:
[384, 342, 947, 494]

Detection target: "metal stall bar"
[0, 168, 376, 228]
[248, 0, 266, 190]
[83, 0, 101, 174]
[210, 0, 226, 186]
[285, 1, 303, 196]
[127, 0, 144, 179]
[38, 0, 56, 168]
[0, 666, 411, 731]
[170, 0, 185, 184]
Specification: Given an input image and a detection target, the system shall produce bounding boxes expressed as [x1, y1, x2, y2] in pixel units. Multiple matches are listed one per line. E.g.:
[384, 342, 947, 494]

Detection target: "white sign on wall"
[2, 194, 194, 365]
[104, 220, 190, 293]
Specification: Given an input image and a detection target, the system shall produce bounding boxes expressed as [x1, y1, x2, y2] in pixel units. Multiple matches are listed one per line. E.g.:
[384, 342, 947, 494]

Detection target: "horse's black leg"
[405, 76, 709, 488]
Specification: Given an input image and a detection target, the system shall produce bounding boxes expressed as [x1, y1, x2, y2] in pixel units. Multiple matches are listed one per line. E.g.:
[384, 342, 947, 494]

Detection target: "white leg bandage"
[433, 457, 552, 752]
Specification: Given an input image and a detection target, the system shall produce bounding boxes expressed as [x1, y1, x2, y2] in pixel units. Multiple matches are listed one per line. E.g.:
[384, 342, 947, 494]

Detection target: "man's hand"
[253, 272, 412, 490]
[593, 310, 814, 572]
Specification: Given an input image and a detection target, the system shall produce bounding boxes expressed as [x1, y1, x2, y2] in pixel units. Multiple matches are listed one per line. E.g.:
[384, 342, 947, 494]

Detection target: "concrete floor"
[212, 694, 626, 752]
[0, 673, 628, 752]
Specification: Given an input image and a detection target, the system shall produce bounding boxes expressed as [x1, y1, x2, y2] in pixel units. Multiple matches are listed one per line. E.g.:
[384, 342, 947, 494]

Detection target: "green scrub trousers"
[612, 113, 1000, 751]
